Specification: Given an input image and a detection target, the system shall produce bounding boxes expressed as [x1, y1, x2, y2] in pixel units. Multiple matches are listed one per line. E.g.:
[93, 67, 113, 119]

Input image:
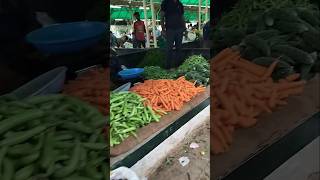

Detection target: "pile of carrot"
[63, 67, 109, 115]
[130, 76, 205, 113]
[211, 48, 306, 155]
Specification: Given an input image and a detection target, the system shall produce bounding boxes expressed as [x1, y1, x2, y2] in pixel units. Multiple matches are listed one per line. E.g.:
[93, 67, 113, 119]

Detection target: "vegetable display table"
[212, 75, 320, 180]
[110, 87, 210, 170]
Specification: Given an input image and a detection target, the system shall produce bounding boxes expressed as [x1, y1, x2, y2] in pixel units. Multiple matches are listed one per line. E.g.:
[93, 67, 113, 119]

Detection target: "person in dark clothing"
[211, 0, 238, 26]
[160, 0, 186, 69]
[203, 21, 211, 41]
[133, 12, 146, 48]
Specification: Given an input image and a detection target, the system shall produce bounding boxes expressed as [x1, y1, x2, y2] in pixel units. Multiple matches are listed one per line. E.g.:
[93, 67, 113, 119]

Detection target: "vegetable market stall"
[210, 0, 320, 179]
[110, 54, 210, 170]
[0, 64, 109, 179]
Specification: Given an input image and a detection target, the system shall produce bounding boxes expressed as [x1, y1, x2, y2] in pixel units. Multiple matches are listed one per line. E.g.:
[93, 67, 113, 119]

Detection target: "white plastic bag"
[111, 167, 147, 180]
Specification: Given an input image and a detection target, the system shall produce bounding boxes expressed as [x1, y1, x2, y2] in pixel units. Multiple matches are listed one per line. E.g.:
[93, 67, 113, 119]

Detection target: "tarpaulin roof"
[110, 0, 210, 7]
[110, 0, 210, 21]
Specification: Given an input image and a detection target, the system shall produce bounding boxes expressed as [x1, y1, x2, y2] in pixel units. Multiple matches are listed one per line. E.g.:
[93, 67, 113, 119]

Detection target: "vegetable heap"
[177, 55, 210, 86]
[63, 67, 109, 115]
[0, 94, 108, 180]
[130, 77, 205, 112]
[214, 0, 313, 30]
[138, 49, 166, 68]
[213, 1, 320, 80]
[211, 48, 306, 154]
[143, 66, 177, 80]
[143, 55, 210, 86]
[110, 92, 161, 147]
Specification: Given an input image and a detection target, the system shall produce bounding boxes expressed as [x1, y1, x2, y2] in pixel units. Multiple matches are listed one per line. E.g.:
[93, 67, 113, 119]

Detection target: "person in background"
[117, 35, 129, 48]
[160, 0, 186, 69]
[110, 31, 118, 47]
[132, 12, 146, 48]
[203, 21, 210, 41]
[155, 27, 161, 38]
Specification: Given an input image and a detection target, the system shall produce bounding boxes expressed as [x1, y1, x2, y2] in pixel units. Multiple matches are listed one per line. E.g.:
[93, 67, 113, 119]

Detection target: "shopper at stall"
[132, 12, 146, 48]
[160, 0, 186, 69]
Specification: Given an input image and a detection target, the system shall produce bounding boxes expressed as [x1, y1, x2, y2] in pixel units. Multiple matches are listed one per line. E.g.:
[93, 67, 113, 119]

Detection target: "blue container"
[26, 21, 106, 54]
[118, 68, 144, 79]
[12, 67, 67, 98]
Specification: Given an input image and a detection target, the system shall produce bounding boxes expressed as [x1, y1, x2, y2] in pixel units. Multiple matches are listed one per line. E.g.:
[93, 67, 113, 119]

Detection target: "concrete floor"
[265, 137, 320, 180]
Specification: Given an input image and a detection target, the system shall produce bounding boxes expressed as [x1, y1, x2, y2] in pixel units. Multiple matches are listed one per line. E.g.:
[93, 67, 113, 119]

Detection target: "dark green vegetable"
[241, 45, 263, 60]
[138, 49, 166, 68]
[272, 45, 315, 64]
[269, 8, 300, 22]
[53, 142, 81, 178]
[254, 29, 279, 39]
[273, 21, 309, 34]
[296, 8, 320, 26]
[0, 146, 8, 176]
[0, 110, 44, 135]
[7, 143, 34, 156]
[40, 130, 55, 169]
[0, 95, 107, 180]
[302, 31, 320, 51]
[62, 122, 93, 134]
[14, 164, 35, 180]
[110, 92, 161, 146]
[300, 64, 314, 80]
[143, 66, 177, 80]
[0, 126, 47, 146]
[19, 152, 40, 166]
[243, 34, 271, 56]
[82, 143, 107, 150]
[2, 158, 14, 180]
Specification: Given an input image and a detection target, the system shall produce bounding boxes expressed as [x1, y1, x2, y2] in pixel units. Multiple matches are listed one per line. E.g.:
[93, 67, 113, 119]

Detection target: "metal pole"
[142, 0, 150, 48]
[198, 0, 201, 31]
[205, 0, 209, 22]
[150, 0, 157, 47]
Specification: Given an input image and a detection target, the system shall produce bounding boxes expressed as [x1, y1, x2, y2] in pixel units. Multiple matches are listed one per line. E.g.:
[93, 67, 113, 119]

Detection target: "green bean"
[2, 158, 14, 180]
[0, 110, 44, 135]
[0, 126, 47, 146]
[62, 122, 92, 134]
[53, 142, 81, 178]
[40, 130, 56, 169]
[8, 143, 34, 156]
[82, 143, 107, 150]
[19, 151, 40, 166]
[14, 164, 35, 180]
[0, 146, 8, 176]
[63, 176, 92, 180]
[79, 147, 87, 169]
[85, 165, 103, 179]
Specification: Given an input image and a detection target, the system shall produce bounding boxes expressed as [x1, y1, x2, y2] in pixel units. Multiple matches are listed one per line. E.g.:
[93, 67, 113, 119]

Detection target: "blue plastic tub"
[118, 68, 144, 79]
[26, 21, 106, 54]
[12, 67, 67, 98]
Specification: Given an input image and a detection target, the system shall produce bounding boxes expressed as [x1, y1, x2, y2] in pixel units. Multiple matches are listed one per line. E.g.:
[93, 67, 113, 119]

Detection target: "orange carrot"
[130, 77, 204, 112]
[210, 48, 307, 155]
[262, 60, 278, 79]
[286, 73, 300, 81]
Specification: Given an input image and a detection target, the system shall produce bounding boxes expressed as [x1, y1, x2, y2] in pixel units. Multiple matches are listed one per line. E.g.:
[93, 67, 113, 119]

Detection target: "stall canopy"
[110, 0, 210, 21]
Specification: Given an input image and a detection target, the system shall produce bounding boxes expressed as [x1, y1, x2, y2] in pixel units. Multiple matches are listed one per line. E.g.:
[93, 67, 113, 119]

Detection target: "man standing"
[133, 12, 146, 48]
[160, 0, 186, 69]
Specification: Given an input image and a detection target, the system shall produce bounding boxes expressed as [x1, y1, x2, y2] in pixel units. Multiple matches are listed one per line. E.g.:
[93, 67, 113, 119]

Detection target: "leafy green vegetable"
[143, 66, 177, 80]
[143, 55, 210, 86]
[138, 49, 166, 68]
